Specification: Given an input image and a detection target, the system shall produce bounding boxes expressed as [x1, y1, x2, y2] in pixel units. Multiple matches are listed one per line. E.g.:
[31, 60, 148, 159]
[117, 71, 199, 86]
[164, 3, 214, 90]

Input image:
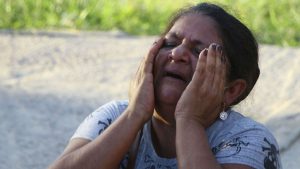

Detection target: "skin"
[48, 13, 250, 169]
[153, 13, 225, 126]
[151, 14, 249, 169]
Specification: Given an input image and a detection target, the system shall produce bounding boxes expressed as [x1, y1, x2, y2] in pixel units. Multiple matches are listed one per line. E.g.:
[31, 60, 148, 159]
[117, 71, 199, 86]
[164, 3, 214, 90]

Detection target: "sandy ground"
[0, 30, 299, 168]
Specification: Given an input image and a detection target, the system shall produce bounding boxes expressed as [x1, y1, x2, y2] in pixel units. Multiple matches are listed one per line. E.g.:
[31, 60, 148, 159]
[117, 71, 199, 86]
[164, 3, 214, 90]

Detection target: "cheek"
[156, 48, 170, 60]
[154, 51, 169, 71]
[190, 57, 198, 74]
[153, 53, 164, 79]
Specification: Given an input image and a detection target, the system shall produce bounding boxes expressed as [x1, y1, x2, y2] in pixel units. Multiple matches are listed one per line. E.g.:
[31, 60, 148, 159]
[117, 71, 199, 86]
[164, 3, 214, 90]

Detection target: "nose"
[169, 44, 190, 63]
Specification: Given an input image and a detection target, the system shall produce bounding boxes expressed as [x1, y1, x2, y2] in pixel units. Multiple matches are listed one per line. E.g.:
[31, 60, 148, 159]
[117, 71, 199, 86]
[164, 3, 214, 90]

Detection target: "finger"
[129, 61, 142, 99]
[136, 58, 144, 84]
[201, 43, 218, 90]
[212, 45, 226, 95]
[135, 38, 162, 82]
[193, 48, 208, 83]
[143, 38, 164, 73]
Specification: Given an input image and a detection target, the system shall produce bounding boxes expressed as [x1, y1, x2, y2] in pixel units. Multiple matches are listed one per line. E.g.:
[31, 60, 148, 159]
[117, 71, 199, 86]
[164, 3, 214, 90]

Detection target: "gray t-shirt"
[71, 100, 282, 169]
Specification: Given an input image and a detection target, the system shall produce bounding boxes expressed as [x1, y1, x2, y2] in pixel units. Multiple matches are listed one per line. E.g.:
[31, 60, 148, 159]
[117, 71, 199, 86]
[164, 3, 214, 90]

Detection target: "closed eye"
[192, 47, 204, 58]
[163, 41, 177, 48]
[192, 48, 201, 56]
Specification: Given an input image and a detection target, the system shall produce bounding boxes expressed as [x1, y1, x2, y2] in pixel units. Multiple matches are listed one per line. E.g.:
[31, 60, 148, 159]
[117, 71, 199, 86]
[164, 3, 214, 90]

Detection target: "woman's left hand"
[175, 43, 227, 128]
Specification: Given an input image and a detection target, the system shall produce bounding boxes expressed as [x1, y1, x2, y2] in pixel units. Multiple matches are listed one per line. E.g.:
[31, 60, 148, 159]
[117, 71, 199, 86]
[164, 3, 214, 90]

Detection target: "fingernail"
[204, 48, 208, 56]
[217, 45, 223, 59]
[211, 44, 217, 51]
[217, 45, 223, 53]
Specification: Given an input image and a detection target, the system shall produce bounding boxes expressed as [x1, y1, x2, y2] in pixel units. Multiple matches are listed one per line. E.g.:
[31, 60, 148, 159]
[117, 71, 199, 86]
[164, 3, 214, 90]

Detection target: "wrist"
[175, 113, 201, 122]
[124, 107, 152, 125]
[175, 113, 206, 128]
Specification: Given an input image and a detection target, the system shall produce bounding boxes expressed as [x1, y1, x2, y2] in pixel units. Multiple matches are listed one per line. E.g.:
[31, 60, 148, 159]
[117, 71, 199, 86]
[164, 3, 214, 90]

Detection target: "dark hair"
[163, 2, 260, 105]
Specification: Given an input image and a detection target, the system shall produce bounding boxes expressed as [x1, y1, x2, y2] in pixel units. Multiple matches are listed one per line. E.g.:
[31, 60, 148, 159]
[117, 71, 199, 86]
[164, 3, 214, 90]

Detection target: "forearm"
[175, 117, 222, 169]
[49, 109, 145, 169]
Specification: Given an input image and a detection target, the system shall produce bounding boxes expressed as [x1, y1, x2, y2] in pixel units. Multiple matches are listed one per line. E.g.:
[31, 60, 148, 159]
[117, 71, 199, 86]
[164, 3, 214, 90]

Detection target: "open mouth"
[165, 72, 186, 82]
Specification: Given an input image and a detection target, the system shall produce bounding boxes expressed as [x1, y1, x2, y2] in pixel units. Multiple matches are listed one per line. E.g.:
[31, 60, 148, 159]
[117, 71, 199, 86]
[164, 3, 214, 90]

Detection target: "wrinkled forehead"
[166, 13, 223, 46]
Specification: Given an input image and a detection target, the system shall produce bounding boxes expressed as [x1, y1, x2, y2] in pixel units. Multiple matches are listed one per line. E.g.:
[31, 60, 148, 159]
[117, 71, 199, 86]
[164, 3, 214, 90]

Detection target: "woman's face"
[153, 13, 223, 106]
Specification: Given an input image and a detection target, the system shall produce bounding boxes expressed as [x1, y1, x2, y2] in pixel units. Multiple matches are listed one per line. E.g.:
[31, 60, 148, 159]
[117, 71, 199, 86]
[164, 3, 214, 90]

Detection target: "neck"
[151, 116, 176, 158]
[154, 100, 177, 125]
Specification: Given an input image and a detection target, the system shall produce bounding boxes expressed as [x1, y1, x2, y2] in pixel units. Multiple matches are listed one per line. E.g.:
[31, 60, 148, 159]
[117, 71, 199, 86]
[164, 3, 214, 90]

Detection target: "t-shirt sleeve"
[71, 100, 128, 141]
[212, 119, 282, 169]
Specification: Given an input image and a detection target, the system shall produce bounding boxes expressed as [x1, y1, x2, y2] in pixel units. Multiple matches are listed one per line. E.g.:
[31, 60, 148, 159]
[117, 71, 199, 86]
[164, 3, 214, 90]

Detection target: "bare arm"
[48, 109, 145, 169]
[176, 118, 252, 169]
[175, 44, 253, 169]
[48, 38, 164, 169]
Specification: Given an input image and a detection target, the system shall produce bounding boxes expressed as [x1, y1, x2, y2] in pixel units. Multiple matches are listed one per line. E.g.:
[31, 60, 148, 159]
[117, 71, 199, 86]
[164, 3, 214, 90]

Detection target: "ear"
[224, 79, 247, 106]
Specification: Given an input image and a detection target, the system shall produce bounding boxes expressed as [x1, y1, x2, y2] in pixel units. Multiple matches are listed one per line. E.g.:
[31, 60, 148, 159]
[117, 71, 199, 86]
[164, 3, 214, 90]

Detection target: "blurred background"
[0, 0, 299, 169]
[1, 0, 300, 46]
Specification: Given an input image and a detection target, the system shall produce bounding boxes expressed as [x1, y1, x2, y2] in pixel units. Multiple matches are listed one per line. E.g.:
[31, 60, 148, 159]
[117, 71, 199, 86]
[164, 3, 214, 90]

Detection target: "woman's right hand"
[128, 38, 164, 123]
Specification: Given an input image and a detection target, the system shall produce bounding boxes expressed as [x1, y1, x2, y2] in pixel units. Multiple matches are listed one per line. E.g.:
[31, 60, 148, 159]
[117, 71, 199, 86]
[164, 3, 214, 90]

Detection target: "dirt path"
[0, 30, 299, 168]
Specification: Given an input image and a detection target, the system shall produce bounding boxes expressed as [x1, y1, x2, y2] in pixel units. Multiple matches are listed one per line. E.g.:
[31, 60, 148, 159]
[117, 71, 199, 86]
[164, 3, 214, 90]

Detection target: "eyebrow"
[166, 32, 205, 46]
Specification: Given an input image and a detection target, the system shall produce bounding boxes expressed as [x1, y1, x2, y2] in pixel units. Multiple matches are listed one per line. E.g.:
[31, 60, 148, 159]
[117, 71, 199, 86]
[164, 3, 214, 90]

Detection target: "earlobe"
[224, 79, 247, 106]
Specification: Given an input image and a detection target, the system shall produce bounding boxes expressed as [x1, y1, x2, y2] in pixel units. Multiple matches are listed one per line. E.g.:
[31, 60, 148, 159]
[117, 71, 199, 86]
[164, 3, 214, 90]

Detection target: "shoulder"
[208, 110, 276, 139]
[208, 110, 282, 168]
[83, 100, 129, 128]
[94, 100, 129, 114]
[91, 100, 128, 118]
[71, 100, 129, 141]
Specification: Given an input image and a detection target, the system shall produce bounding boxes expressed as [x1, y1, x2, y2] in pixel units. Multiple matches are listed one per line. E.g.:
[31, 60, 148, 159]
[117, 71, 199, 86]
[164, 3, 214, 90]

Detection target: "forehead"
[167, 13, 223, 46]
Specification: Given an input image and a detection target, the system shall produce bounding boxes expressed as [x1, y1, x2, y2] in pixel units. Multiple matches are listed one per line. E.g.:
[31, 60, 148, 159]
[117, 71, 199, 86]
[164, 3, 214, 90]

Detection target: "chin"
[155, 85, 183, 106]
[154, 84, 185, 125]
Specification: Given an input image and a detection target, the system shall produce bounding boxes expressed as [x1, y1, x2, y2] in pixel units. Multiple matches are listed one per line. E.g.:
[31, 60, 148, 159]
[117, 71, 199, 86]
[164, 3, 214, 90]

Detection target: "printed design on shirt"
[143, 154, 176, 169]
[262, 137, 280, 169]
[98, 118, 112, 135]
[212, 136, 250, 157]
